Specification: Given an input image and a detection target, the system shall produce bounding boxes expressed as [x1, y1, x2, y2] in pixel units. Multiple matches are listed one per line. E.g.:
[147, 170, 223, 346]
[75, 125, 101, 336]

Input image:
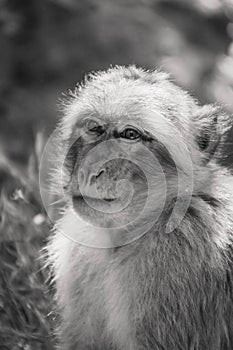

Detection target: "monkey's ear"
[194, 105, 232, 161]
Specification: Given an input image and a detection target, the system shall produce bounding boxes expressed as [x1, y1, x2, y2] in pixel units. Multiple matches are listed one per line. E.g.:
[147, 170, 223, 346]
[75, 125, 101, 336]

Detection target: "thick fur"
[47, 66, 233, 349]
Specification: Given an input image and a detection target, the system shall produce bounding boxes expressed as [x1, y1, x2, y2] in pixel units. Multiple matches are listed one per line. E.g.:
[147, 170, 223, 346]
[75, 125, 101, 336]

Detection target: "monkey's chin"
[58, 195, 154, 247]
[72, 195, 128, 228]
[59, 203, 147, 248]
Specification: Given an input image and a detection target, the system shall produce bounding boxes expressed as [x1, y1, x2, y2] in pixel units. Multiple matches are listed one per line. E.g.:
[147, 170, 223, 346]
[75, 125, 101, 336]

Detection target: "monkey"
[45, 65, 233, 350]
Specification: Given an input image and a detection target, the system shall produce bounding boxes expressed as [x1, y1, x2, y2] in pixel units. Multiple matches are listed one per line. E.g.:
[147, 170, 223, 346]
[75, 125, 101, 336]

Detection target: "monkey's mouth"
[72, 195, 120, 215]
[73, 195, 116, 204]
[98, 198, 115, 202]
[71, 195, 123, 227]
[71, 190, 146, 228]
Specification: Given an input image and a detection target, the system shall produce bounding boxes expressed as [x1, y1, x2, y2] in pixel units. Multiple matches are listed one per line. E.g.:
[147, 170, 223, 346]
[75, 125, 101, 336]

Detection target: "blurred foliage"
[1, 0, 233, 349]
[0, 151, 55, 349]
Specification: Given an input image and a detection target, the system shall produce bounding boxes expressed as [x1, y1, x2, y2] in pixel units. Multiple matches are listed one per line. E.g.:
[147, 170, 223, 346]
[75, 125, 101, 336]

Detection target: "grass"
[0, 151, 55, 349]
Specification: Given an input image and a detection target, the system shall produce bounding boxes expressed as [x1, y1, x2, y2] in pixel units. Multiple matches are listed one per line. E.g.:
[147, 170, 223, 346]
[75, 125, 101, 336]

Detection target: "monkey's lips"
[73, 195, 116, 205]
[72, 195, 122, 213]
[72, 195, 117, 219]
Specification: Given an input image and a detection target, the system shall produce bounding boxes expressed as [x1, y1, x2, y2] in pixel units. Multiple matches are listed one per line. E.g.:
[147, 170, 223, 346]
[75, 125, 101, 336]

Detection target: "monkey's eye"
[120, 127, 141, 140]
[85, 119, 105, 135]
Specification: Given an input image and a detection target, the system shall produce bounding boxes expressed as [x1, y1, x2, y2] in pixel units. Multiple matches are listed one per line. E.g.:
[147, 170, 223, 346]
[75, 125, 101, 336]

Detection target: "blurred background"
[1, 0, 233, 349]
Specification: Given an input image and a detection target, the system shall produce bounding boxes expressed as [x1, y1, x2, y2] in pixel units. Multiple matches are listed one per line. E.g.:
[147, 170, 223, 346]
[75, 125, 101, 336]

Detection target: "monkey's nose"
[79, 167, 105, 186]
[78, 167, 105, 197]
[95, 169, 105, 179]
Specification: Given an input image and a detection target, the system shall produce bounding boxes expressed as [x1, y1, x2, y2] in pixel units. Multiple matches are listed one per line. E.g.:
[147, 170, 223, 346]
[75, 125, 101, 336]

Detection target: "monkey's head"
[44, 66, 231, 247]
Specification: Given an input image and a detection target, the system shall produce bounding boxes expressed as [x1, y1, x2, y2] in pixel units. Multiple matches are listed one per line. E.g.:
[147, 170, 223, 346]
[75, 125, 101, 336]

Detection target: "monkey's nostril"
[95, 169, 105, 179]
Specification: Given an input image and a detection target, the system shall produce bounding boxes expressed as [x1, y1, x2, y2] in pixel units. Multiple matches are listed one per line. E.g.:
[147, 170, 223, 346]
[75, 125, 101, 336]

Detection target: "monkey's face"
[57, 71, 197, 245]
[64, 116, 164, 229]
